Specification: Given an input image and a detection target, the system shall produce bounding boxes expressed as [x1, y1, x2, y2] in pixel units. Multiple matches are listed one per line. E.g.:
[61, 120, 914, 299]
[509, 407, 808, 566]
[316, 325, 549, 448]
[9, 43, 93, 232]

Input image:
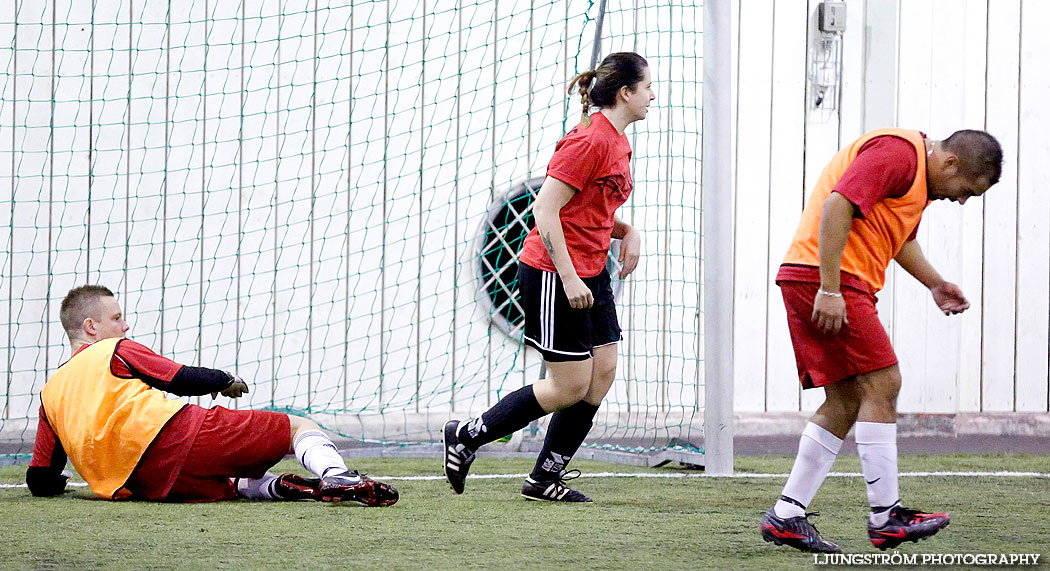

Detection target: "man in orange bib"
[758, 129, 1002, 553]
[27, 285, 398, 506]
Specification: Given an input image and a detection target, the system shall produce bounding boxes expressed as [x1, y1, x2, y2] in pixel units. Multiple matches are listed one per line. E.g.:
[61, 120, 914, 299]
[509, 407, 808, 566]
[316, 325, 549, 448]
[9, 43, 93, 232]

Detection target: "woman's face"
[623, 66, 655, 122]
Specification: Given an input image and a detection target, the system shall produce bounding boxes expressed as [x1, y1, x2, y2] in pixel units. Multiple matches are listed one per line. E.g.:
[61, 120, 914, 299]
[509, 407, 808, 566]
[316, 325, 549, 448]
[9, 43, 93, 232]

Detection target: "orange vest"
[40, 338, 185, 499]
[783, 128, 929, 293]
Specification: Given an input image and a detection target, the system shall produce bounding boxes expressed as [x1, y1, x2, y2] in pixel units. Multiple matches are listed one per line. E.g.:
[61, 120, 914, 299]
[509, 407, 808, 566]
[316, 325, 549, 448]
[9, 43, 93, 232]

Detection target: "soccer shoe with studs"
[868, 506, 949, 550]
[760, 508, 842, 553]
[443, 420, 475, 494]
[272, 473, 324, 501]
[317, 470, 399, 507]
[520, 470, 593, 502]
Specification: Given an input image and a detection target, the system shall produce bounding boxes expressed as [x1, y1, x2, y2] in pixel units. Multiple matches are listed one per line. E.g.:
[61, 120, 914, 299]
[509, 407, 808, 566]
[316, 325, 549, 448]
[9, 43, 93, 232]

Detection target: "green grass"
[1, 454, 1047, 570]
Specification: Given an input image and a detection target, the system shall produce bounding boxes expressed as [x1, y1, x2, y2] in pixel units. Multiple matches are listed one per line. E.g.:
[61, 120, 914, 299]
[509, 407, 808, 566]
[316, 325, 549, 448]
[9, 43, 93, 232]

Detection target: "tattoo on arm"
[542, 232, 556, 260]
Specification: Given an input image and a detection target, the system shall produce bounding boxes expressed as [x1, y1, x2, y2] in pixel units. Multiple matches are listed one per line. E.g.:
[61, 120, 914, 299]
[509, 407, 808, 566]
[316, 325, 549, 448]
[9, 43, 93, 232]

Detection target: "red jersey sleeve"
[29, 406, 66, 469]
[26, 406, 70, 496]
[546, 138, 601, 191]
[833, 135, 918, 217]
[112, 339, 183, 382]
[114, 338, 234, 396]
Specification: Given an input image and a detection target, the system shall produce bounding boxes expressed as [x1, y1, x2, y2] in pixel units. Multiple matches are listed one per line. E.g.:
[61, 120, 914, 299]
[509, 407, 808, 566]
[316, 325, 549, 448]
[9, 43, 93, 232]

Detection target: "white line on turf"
[361, 470, 1050, 478]
[2, 470, 1048, 488]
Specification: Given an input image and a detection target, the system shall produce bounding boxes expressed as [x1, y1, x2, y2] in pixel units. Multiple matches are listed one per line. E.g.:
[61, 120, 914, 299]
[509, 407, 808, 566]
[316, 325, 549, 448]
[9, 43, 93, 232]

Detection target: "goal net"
[0, 0, 705, 464]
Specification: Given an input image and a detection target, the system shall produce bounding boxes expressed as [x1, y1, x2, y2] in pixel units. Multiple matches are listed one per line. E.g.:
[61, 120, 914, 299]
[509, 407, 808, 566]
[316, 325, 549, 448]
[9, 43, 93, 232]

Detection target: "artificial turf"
[0, 454, 1047, 570]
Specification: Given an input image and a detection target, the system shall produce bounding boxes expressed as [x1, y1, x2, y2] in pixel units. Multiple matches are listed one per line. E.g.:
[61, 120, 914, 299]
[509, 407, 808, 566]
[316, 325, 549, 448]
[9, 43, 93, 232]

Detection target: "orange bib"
[40, 338, 184, 499]
[783, 128, 929, 293]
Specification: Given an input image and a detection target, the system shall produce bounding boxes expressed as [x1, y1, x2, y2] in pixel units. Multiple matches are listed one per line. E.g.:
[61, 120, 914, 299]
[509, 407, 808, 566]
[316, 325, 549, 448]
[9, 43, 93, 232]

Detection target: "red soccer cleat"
[318, 471, 399, 507]
[868, 506, 949, 549]
[760, 508, 842, 553]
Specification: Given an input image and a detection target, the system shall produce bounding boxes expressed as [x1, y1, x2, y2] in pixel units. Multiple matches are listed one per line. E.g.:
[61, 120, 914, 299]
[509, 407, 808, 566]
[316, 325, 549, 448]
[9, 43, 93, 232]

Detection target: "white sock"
[774, 422, 843, 518]
[235, 472, 282, 501]
[293, 430, 348, 479]
[856, 421, 900, 527]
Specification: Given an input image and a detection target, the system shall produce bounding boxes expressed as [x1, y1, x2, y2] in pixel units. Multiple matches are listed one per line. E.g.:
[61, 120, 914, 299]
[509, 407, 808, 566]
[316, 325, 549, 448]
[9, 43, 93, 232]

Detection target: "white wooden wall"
[731, 0, 1050, 414]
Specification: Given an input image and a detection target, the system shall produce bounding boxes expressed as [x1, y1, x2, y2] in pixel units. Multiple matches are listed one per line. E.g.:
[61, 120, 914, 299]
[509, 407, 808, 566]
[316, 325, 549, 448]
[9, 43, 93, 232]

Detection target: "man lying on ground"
[27, 284, 398, 506]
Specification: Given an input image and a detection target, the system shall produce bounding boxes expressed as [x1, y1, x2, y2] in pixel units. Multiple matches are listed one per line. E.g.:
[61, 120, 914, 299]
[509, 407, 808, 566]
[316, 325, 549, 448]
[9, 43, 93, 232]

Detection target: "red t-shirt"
[519, 112, 634, 278]
[777, 135, 921, 289]
[833, 134, 921, 218]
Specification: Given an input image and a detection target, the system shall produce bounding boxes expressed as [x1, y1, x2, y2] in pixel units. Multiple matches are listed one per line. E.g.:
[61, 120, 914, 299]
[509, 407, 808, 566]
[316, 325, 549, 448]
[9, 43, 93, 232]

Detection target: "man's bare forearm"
[894, 239, 944, 289]
[818, 193, 855, 292]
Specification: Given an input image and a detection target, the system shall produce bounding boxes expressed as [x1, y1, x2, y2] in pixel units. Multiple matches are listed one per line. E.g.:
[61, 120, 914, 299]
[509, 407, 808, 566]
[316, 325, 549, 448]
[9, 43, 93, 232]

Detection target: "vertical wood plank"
[956, 0, 989, 412]
[799, 0, 843, 413]
[982, 0, 1020, 412]
[865, 0, 899, 342]
[919, 0, 967, 413]
[889, 0, 933, 413]
[836, 0, 866, 141]
[731, 0, 774, 413]
[1014, 0, 1050, 412]
[722, 0, 739, 415]
[765, 0, 808, 413]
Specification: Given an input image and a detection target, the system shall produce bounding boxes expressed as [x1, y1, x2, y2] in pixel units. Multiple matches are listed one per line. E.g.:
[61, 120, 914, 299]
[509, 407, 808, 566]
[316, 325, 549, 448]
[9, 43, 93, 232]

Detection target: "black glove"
[26, 467, 70, 497]
[212, 374, 249, 399]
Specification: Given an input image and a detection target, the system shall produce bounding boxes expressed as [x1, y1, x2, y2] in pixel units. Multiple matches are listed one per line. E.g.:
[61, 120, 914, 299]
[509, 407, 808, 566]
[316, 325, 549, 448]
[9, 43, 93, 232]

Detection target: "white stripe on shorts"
[541, 270, 554, 347]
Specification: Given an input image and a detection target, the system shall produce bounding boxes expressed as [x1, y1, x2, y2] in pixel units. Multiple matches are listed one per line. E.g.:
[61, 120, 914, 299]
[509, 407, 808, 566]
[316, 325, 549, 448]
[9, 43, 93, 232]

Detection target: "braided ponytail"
[568, 70, 597, 127]
[566, 53, 648, 128]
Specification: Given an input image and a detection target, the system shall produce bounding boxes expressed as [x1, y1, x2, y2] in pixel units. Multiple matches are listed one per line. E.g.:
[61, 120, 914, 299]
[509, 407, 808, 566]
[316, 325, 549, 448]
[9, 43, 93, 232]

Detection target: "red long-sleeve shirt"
[27, 339, 234, 497]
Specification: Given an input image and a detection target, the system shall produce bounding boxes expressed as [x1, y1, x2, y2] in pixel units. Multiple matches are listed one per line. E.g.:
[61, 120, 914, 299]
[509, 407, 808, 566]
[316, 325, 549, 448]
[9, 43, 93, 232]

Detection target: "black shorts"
[518, 262, 622, 362]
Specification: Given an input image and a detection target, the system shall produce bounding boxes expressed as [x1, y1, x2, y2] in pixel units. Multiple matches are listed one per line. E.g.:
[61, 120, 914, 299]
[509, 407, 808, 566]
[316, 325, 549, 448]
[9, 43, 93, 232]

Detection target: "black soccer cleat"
[443, 420, 475, 494]
[520, 470, 593, 502]
[868, 506, 949, 550]
[273, 473, 324, 501]
[317, 470, 399, 507]
[760, 508, 842, 553]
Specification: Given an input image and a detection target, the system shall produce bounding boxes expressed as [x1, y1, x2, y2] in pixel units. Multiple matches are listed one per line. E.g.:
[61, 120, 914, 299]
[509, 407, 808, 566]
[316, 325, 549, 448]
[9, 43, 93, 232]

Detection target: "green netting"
[0, 0, 703, 460]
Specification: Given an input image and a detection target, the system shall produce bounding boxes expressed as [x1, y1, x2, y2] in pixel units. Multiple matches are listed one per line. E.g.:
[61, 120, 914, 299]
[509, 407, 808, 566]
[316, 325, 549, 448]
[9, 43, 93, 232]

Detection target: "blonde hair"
[60, 285, 115, 339]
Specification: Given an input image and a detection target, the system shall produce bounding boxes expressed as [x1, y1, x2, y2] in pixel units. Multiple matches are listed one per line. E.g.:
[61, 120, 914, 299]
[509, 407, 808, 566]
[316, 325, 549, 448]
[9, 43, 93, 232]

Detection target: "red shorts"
[130, 405, 290, 502]
[778, 280, 898, 389]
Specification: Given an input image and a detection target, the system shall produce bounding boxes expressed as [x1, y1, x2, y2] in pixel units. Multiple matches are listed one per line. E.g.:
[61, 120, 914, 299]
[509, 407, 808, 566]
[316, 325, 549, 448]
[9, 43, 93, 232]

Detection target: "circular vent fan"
[476, 177, 622, 340]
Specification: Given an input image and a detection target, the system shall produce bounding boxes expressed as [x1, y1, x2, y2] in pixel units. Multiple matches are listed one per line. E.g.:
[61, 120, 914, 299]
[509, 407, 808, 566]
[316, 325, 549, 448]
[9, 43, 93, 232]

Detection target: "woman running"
[443, 52, 653, 501]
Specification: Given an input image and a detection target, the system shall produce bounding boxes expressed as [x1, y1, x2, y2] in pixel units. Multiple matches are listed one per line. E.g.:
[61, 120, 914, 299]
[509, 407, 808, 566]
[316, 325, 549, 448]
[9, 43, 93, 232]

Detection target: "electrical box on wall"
[809, 2, 845, 110]
[818, 2, 846, 33]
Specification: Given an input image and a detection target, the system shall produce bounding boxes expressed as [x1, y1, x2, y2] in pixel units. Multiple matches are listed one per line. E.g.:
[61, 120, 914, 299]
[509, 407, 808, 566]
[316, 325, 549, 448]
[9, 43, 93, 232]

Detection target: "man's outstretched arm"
[113, 339, 248, 398]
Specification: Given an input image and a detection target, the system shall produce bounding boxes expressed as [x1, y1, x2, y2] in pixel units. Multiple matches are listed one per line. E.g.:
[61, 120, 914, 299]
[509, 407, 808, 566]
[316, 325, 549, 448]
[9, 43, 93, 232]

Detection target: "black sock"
[530, 400, 600, 481]
[458, 385, 547, 450]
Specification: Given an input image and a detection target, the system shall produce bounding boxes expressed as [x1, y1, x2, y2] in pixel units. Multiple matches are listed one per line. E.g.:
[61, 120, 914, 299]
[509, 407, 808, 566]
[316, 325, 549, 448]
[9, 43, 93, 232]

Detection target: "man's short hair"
[942, 129, 1003, 185]
[60, 285, 115, 339]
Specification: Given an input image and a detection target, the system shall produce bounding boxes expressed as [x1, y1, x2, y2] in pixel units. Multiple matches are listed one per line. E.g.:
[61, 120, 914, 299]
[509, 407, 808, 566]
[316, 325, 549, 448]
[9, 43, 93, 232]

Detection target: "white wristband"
[817, 289, 843, 298]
